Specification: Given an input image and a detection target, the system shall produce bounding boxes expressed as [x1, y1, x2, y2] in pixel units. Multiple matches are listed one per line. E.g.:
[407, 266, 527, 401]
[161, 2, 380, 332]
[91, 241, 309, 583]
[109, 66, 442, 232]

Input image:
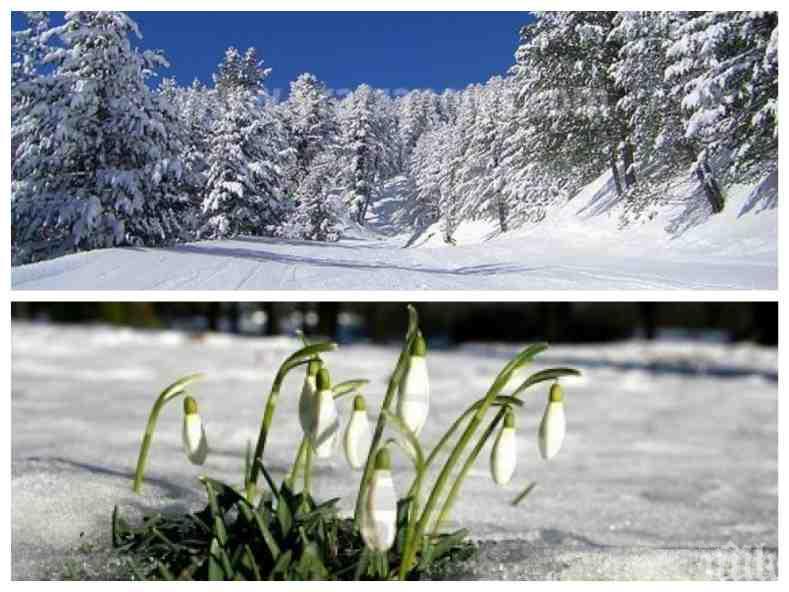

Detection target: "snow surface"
[12, 323, 777, 579]
[10, 171, 777, 290]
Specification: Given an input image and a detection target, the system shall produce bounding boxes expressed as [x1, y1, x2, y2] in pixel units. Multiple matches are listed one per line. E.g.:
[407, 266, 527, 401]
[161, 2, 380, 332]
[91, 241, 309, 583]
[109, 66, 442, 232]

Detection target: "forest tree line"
[11, 302, 778, 345]
[11, 11, 778, 263]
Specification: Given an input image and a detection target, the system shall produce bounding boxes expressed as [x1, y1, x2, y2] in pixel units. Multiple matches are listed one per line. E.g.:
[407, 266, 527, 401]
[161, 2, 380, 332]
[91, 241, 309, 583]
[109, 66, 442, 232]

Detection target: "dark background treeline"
[11, 302, 777, 346]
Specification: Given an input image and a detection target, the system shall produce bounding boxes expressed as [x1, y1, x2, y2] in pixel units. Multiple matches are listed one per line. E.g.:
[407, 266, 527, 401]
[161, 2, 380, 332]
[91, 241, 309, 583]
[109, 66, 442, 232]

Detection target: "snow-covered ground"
[12, 323, 778, 579]
[11, 171, 777, 290]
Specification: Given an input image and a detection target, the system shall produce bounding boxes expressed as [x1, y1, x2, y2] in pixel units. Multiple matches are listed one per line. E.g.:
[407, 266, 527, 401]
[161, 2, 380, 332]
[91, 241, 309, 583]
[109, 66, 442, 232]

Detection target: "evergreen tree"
[202, 47, 286, 239]
[336, 85, 387, 224]
[666, 11, 778, 185]
[12, 11, 186, 263]
[512, 12, 637, 196]
[282, 73, 336, 192]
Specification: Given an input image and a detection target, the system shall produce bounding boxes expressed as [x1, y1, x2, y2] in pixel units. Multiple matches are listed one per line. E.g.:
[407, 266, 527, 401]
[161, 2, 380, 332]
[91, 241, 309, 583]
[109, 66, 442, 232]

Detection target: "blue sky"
[12, 12, 534, 95]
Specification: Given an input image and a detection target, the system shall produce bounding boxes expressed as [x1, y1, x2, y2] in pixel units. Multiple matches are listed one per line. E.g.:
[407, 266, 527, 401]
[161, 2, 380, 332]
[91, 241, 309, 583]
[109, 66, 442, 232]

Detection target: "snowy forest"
[11, 11, 778, 265]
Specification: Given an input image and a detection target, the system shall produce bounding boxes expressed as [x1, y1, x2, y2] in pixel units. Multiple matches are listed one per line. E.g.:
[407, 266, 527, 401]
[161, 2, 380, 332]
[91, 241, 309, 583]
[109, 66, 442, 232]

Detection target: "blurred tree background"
[10, 302, 777, 346]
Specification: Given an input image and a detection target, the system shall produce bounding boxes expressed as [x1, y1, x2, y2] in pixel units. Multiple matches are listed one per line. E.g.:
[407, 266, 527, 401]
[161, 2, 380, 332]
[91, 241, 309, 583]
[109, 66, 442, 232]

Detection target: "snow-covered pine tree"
[456, 76, 517, 232]
[11, 11, 187, 264]
[608, 12, 706, 218]
[280, 150, 345, 242]
[336, 84, 388, 224]
[407, 127, 446, 231]
[374, 89, 404, 180]
[666, 11, 778, 188]
[397, 89, 441, 170]
[437, 86, 482, 243]
[202, 47, 286, 239]
[282, 73, 336, 193]
[512, 11, 637, 197]
[11, 12, 50, 182]
[167, 78, 218, 232]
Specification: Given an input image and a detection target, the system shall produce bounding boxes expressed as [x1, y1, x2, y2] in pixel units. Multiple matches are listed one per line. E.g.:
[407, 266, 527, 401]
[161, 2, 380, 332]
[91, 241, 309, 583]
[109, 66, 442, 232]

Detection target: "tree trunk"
[695, 157, 725, 214]
[496, 195, 508, 233]
[610, 152, 623, 197]
[622, 141, 636, 190]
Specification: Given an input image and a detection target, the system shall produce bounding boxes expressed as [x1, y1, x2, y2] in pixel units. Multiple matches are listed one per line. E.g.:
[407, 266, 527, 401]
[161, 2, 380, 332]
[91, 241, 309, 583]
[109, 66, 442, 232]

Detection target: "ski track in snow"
[11, 174, 777, 290]
[10, 234, 776, 291]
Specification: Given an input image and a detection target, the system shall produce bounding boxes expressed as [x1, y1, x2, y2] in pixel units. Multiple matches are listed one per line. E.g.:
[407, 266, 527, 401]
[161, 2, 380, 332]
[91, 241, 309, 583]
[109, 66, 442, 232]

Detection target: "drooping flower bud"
[312, 368, 339, 458]
[361, 448, 397, 552]
[298, 359, 321, 436]
[182, 396, 208, 465]
[490, 410, 517, 485]
[343, 395, 372, 470]
[538, 383, 566, 460]
[396, 332, 430, 436]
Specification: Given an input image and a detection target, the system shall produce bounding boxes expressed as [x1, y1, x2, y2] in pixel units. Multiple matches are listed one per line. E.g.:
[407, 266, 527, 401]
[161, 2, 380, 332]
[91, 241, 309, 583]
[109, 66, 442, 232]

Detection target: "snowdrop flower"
[182, 396, 208, 465]
[361, 448, 398, 552]
[312, 368, 339, 459]
[397, 332, 430, 436]
[343, 395, 372, 470]
[298, 360, 321, 436]
[538, 383, 566, 460]
[490, 410, 517, 486]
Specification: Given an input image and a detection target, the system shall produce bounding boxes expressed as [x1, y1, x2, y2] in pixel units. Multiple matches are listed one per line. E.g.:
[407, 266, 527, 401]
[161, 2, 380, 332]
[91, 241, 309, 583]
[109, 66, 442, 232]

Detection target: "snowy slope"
[11, 172, 777, 290]
[11, 324, 777, 579]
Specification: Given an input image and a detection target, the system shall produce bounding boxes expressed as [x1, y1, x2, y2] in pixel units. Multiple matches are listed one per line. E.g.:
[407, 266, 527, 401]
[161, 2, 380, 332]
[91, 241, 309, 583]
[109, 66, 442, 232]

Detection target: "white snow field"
[12, 323, 777, 579]
[11, 171, 777, 290]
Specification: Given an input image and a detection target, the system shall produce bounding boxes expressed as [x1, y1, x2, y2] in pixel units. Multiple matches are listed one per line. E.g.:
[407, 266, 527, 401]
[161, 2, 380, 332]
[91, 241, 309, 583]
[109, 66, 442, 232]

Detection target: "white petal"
[298, 376, 316, 435]
[538, 402, 566, 460]
[397, 356, 430, 435]
[344, 410, 372, 470]
[491, 427, 517, 485]
[313, 389, 339, 458]
[182, 413, 208, 465]
[362, 470, 398, 552]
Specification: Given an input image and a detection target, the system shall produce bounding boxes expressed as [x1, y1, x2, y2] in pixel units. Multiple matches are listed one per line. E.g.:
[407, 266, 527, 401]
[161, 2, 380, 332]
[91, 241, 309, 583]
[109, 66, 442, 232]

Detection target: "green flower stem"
[433, 366, 583, 531]
[132, 373, 205, 494]
[434, 407, 508, 533]
[352, 305, 420, 527]
[303, 437, 314, 497]
[401, 344, 547, 571]
[249, 343, 337, 488]
[286, 437, 308, 490]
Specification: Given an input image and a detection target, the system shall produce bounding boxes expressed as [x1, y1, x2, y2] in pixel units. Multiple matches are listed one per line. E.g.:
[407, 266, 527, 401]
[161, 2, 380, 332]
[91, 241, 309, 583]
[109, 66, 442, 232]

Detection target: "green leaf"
[353, 548, 370, 581]
[270, 549, 293, 580]
[297, 541, 328, 580]
[200, 479, 228, 546]
[512, 482, 538, 506]
[207, 538, 228, 580]
[432, 529, 469, 559]
[157, 562, 177, 581]
[238, 503, 281, 561]
[111, 505, 128, 547]
[276, 493, 293, 537]
[257, 462, 281, 504]
[241, 544, 262, 580]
